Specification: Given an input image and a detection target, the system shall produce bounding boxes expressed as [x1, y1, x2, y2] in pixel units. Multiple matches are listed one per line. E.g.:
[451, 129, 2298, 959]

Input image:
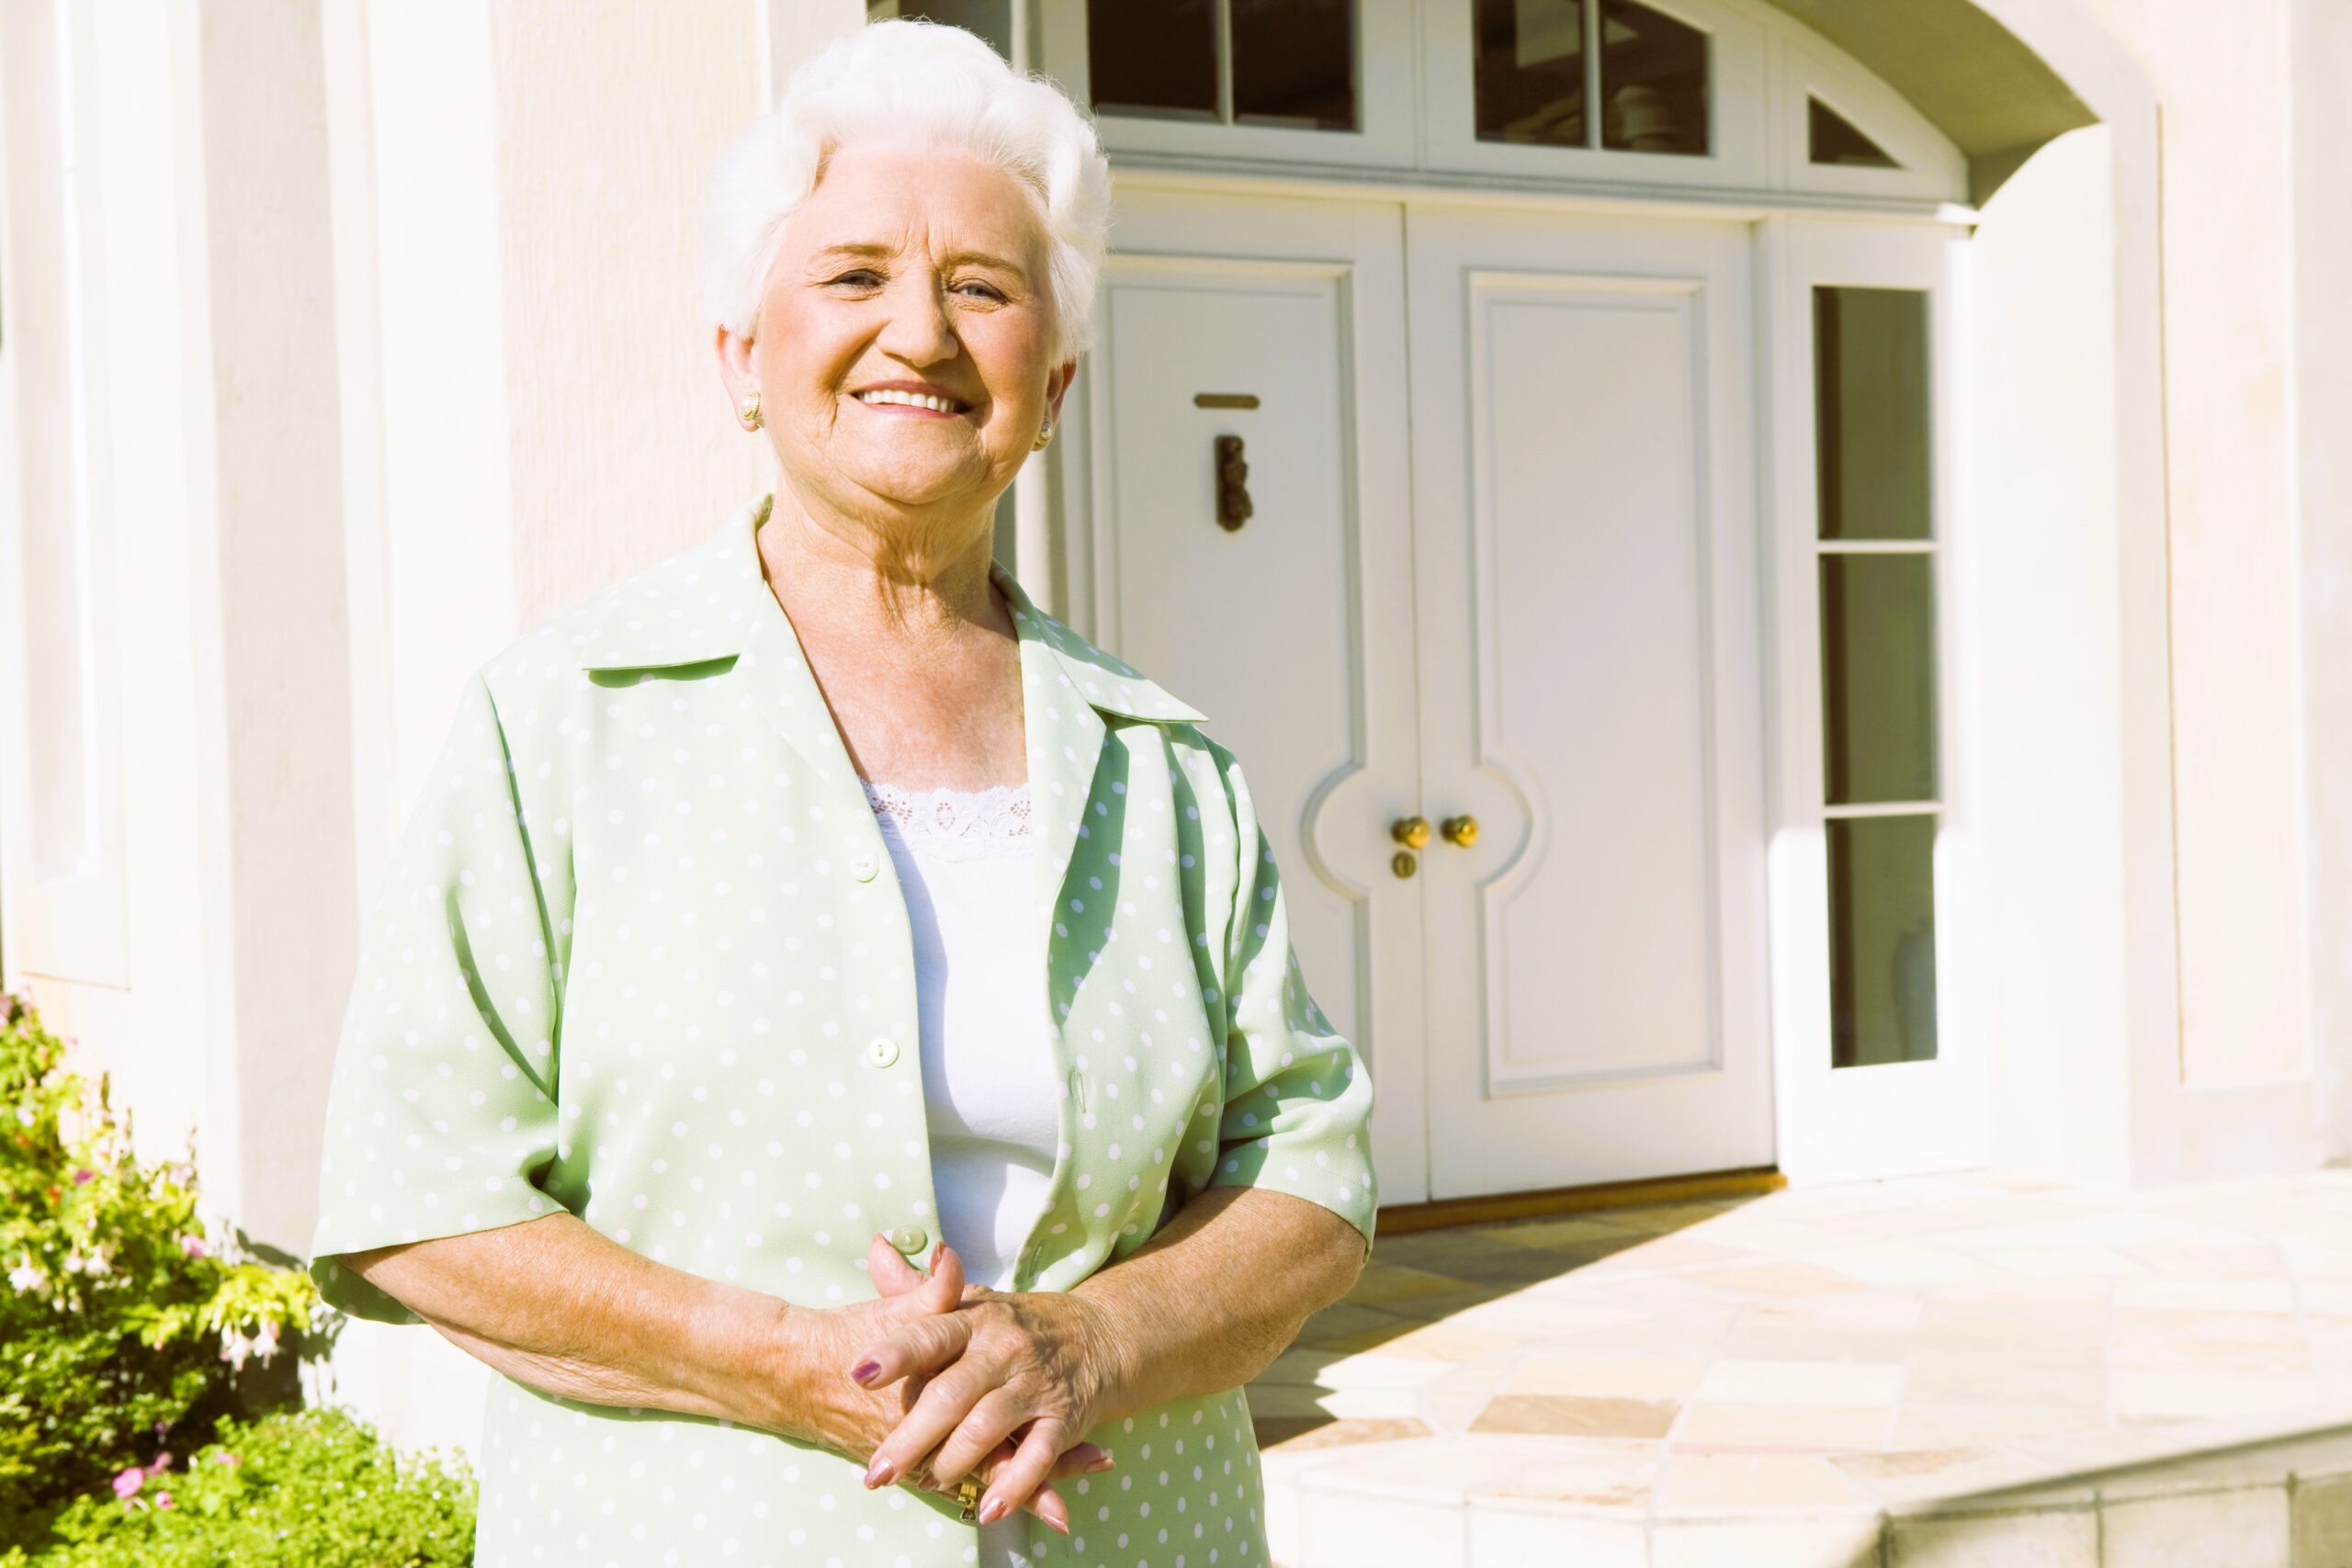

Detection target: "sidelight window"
[1812, 286, 1941, 1070]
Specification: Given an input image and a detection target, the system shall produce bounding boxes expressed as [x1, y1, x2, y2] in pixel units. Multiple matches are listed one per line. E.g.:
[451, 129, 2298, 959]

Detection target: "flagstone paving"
[1245, 1168, 2352, 1566]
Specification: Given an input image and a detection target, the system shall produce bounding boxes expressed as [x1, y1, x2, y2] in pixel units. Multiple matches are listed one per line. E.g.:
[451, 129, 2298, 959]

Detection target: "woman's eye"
[828, 270, 1001, 299]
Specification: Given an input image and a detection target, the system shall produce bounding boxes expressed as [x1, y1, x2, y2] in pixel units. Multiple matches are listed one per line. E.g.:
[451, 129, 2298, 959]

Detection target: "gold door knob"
[1391, 816, 1430, 850]
[1441, 814, 1479, 847]
[1391, 851, 1418, 879]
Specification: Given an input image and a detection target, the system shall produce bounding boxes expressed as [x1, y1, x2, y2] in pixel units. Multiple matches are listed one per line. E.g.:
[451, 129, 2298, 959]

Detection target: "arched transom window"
[1038, 0, 1965, 202]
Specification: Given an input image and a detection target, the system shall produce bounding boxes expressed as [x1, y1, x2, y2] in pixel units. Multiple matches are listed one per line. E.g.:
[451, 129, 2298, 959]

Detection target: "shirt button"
[850, 851, 879, 882]
[863, 1036, 900, 1068]
[889, 1224, 928, 1256]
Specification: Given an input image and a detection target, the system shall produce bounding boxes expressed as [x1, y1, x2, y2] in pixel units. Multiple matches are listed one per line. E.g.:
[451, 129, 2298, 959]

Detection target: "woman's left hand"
[854, 1243, 1130, 1527]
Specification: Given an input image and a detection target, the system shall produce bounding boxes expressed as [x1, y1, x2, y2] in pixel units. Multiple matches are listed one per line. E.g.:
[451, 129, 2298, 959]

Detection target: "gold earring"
[1032, 419, 1054, 451]
[740, 389, 763, 431]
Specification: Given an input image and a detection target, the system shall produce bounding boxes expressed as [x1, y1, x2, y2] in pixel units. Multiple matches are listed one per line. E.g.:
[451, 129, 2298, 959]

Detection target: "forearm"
[338, 1213, 804, 1436]
[1070, 1186, 1367, 1421]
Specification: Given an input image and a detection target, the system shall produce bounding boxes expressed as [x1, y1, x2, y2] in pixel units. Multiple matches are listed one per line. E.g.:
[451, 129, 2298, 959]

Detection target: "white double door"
[1077, 188, 1774, 1204]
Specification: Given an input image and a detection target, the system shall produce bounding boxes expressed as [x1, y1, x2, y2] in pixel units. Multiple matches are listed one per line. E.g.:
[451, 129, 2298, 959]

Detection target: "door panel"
[1078, 191, 1430, 1201]
[1478, 283, 1717, 1092]
[1407, 208, 1775, 1199]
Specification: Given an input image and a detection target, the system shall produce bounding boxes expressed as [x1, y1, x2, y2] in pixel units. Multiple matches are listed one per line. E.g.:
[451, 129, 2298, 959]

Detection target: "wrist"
[1065, 1287, 1148, 1425]
[729, 1292, 824, 1439]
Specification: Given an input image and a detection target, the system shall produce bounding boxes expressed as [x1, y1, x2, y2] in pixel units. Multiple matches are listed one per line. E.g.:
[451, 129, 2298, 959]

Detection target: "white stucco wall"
[2291, 0, 2352, 1162]
[1969, 126, 2138, 1183]
[0, 0, 212, 1170]
[1962, 0, 2324, 1185]
[490, 0, 774, 623]
[2075, 0, 2312, 1100]
[0, 0, 356, 1250]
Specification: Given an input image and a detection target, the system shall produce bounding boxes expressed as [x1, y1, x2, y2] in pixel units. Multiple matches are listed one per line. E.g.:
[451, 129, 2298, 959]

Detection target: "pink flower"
[153, 1491, 173, 1510]
[214, 1450, 240, 1466]
[178, 1235, 208, 1258]
[70, 1168, 93, 1184]
[145, 1451, 172, 1476]
[111, 1467, 143, 1501]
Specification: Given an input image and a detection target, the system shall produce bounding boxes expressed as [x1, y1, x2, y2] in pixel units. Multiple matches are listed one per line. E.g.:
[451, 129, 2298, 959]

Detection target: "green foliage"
[0, 990, 321, 1535]
[1, 1408, 476, 1568]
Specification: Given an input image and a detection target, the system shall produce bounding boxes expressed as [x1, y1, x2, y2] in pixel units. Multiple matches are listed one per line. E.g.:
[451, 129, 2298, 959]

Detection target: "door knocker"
[1215, 434, 1252, 532]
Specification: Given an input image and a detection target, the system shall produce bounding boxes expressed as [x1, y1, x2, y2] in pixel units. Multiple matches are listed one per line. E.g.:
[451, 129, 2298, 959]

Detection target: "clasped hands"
[787, 1234, 1126, 1536]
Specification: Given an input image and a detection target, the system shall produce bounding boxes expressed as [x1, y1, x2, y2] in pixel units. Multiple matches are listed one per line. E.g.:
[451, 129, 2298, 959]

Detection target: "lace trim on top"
[860, 778, 1035, 860]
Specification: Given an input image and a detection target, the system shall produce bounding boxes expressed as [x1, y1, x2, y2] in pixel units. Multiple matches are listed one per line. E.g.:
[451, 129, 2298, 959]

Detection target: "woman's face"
[727, 139, 1074, 541]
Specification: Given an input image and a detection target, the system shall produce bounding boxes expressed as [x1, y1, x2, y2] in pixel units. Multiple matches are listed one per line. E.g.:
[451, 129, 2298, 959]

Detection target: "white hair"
[702, 18, 1113, 367]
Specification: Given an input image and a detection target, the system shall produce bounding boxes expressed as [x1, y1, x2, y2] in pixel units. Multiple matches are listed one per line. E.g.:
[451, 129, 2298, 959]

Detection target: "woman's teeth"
[854, 389, 964, 413]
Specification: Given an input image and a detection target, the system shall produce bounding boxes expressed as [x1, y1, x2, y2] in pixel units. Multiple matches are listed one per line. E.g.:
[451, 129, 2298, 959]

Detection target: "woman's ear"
[714, 323, 758, 410]
[1045, 358, 1079, 427]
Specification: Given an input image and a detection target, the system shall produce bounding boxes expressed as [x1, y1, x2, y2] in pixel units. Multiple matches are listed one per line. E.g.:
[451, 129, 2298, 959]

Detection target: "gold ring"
[954, 1476, 983, 1522]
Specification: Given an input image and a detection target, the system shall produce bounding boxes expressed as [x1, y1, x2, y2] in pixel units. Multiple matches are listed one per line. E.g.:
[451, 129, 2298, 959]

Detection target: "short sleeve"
[1204, 744, 1378, 1253]
[307, 670, 569, 1324]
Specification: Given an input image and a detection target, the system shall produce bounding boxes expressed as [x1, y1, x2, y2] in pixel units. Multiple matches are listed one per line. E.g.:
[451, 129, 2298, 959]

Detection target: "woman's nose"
[874, 278, 959, 360]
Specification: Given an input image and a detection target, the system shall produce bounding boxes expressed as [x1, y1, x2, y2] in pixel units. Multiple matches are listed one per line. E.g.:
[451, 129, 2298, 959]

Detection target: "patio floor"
[1244, 1168, 2352, 1567]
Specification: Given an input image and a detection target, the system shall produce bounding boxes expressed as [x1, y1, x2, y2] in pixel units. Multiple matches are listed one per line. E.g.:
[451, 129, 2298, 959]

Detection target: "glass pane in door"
[1826, 816, 1938, 1066]
[1599, 0, 1708, 155]
[1087, 0, 1217, 119]
[1814, 287, 1930, 539]
[1472, 0, 1587, 147]
[1234, 0, 1357, 130]
[1819, 554, 1939, 806]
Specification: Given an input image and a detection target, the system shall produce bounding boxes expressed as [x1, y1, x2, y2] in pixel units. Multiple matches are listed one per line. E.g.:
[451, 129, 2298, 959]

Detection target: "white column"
[2292, 0, 2352, 1159]
[1, 0, 363, 1247]
[1965, 0, 2326, 1184]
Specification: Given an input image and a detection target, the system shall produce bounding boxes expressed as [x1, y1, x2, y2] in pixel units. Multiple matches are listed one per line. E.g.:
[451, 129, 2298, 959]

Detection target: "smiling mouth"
[851, 389, 970, 415]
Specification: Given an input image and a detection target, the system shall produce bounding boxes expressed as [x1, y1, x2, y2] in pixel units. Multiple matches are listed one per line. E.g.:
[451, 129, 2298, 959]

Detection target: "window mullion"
[1215, 0, 1234, 123]
[1582, 0, 1602, 149]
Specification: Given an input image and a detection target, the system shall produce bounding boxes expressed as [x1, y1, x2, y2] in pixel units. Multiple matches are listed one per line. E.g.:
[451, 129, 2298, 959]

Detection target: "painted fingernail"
[1046, 1509, 1070, 1535]
[977, 1495, 1008, 1525]
[1086, 1453, 1116, 1472]
[864, 1457, 895, 1488]
[849, 1359, 880, 1384]
[929, 1240, 944, 1272]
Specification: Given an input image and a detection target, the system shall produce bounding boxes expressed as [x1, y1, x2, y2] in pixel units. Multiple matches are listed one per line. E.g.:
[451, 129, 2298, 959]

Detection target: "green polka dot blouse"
[307, 491, 1380, 1567]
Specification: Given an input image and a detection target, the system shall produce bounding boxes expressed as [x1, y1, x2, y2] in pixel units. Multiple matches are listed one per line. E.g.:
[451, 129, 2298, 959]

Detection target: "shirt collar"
[570, 491, 1206, 727]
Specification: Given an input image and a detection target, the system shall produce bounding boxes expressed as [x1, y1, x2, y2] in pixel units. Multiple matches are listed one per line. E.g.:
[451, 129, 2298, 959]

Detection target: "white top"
[860, 777, 1060, 1292]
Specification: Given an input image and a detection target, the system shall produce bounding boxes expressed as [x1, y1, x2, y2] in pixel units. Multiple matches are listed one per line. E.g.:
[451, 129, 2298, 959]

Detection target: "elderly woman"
[305, 18, 1375, 1568]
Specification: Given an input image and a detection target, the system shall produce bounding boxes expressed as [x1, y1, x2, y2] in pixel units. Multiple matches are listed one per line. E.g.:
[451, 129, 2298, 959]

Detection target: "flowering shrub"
[3, 1408, 475, 1568]
[0, 991, 319, 1540]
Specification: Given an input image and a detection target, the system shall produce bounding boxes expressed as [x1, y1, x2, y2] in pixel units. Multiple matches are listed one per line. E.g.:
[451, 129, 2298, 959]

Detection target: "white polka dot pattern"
[306, 492, 1378, 1566]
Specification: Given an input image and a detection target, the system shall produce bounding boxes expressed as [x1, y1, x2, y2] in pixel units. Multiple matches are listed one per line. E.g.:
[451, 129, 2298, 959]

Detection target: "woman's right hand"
[765, 1234, 1111, 1534]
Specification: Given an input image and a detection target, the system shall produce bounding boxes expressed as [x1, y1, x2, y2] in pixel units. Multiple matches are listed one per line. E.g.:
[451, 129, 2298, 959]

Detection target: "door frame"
[1048, 168, 1986, 1199]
